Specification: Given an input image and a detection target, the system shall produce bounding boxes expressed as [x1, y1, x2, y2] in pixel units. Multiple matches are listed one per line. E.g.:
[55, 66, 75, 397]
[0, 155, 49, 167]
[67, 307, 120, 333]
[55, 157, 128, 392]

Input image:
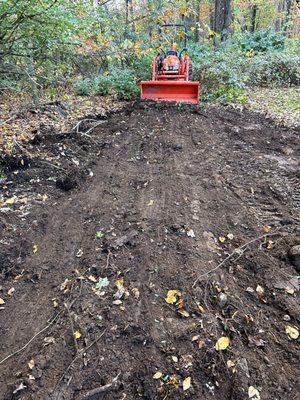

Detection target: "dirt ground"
[0, 102, 299, 400]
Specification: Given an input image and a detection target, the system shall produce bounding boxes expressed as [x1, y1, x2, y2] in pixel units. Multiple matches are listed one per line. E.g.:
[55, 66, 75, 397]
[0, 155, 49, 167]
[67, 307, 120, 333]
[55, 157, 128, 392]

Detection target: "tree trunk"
[27, 54, 39, 107]
[250, 4, 258, 32]
[213, 0, 232, 41]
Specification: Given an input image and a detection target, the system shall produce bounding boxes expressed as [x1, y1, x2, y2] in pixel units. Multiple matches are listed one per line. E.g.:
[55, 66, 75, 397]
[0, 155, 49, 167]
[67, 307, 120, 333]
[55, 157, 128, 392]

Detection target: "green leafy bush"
[74, 78, 94, 96]
[110, 68, 139, 100]
[94, 75, 113, 96]
[233, 30, 285, 54]
[249, 52, 300, 86]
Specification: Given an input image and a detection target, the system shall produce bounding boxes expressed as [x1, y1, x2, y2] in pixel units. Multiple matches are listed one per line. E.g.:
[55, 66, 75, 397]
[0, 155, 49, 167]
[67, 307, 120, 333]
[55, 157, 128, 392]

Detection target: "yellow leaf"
[88, 275, 97, 283]
[8, 287, 15, 297]
[178, 309, 190, 318]
[153, 371, 163, 379]
[266, 240, 273, 250]
[197, 303, 205, 313]
[285, 325, 299, 340]
[263, 225, 271, 233]
[33, 245, 38, 254]
[0, 298, 5, 305]
[28, 359, 35, 370]
[116, 277, 124, 288]
[165, 290, 181, 304]
[74, 330, 81, 340]
[171, 356, 178, 362]
[147, 200, 154, 206]
[219, 236, 226, 243]
[182, 377, 191, 391]
[215, 336, 230, 351]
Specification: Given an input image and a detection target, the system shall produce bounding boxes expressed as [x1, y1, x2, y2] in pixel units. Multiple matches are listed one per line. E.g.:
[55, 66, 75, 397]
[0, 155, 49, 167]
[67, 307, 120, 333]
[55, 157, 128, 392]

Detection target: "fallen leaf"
[196, 303, 205, 313]
[0, 298, 5, 305]
[32, 245, 38, 254]
[147, 200, 154, 206]
[95, 277, 110, 290]
[263, 225, 271, 233]
[248, 386, 260, 399]
[219, 236, 226, 243]
[76, 249, 83, 257]
[165, 290, 181, 304]
[227, 360, 235, 368]
[192, 335, 200, 341]
[172, 356, 178, 362]
[285, 287, 295, 295]
[153, 371, 163, 379]
[227, 233, 234, 240]
[8, 287, 15, 297]
[285, 325, 299, 340]
[182, 377, 191, 391]
[95, 230, 105, 238]
[178, 309, 190, 318]
[132, 287, 140, 299]
[112, 299, 122, 305]
[88, 275, 97, 283]
[52, 298, 59, 308]
[28, 359, 35, 370]
[215, 336, 230, 351]
[74, 330, 81, 340]
[266, 240, 274, 250]
[187, 229, 195, 238]
[43, 336, 55, 346]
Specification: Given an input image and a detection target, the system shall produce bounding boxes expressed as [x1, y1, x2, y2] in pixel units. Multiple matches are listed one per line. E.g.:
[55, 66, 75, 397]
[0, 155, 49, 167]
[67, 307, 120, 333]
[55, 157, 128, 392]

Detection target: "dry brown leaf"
[182, 377, 191, 391]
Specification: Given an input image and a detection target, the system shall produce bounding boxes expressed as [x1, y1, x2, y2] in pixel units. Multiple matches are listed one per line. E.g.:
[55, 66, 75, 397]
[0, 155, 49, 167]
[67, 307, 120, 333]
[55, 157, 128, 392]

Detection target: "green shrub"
[74, 78, 94, 96]
[110, 68, 139, 100]
[233, 29, 285, 54]
[249, 52, 300, 86]
[94, 75, 113, 96]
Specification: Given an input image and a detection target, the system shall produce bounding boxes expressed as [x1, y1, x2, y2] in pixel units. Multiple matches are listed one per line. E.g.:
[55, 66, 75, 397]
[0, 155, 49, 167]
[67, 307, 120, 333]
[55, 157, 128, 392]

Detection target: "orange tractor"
[140, 24, 199, 104]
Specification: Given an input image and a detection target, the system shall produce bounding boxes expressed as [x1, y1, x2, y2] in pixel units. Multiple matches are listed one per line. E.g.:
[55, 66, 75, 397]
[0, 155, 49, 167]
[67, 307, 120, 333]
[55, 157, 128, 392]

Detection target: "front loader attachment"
[140, 80, 199, 105]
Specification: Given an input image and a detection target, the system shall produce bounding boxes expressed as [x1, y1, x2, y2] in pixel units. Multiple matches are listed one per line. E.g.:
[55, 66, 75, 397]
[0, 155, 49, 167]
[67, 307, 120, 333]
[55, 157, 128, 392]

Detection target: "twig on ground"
[0, 311, 61, 366]
[192, 232, 283, 287]
[83, 120, 107, 136]
[71, 119, 98, 133]
[54, 328, 107, 399]
[78, 372, 120, 400]
[64, 302, 79, 354]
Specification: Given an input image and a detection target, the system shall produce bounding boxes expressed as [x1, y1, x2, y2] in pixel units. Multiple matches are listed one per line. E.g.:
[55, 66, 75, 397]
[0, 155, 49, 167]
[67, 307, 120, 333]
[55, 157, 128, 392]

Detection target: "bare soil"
[0, 102, 299, 400]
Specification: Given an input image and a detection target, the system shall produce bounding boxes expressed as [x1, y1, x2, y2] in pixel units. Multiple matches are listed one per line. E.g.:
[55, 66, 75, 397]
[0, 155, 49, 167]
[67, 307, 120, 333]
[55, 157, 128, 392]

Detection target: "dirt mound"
[0, 103, 299, 400]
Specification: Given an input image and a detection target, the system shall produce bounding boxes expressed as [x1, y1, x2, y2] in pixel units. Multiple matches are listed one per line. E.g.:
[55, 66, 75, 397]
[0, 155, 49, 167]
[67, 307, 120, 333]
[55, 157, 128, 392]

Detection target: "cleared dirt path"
[0, 104, 299, 400]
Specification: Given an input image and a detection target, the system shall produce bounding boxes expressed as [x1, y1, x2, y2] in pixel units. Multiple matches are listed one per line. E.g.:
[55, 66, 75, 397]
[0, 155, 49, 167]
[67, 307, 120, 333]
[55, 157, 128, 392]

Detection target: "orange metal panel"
[140, 81, 199, 104]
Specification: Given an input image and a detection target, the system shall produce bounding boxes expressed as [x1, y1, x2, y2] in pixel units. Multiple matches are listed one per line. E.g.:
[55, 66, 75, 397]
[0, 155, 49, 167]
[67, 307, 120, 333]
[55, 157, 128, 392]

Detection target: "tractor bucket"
[140, 81, 199, 104]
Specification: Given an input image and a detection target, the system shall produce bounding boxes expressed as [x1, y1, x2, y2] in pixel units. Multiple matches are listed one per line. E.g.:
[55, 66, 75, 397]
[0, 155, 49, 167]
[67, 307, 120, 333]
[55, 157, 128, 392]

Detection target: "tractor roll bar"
[159, 24, 187, 49]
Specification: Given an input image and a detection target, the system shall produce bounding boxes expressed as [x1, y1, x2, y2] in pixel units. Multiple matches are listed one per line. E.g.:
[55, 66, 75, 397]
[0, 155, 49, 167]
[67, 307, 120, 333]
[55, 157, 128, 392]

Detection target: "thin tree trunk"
[213, 0, 232, 41]
[250, 4, 258, 32]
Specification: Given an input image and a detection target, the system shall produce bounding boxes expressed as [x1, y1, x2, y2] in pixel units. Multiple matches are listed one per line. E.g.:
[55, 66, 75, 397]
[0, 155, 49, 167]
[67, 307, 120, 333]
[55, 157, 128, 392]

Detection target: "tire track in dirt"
[0, 104, 299, 400]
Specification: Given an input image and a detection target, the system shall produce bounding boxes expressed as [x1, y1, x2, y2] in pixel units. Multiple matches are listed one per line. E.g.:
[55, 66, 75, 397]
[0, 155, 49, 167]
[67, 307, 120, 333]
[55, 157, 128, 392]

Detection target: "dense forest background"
[0, 0, 299, 104]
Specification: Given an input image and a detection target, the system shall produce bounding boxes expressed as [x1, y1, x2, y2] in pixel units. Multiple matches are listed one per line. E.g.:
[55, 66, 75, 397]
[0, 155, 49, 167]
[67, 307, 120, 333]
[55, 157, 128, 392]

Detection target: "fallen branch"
[0, 311, 61, 366]
[82, 120, 107, 136]
[192, 232, 283, 287]
[54, 328, 107, 399]
[78, 372, 120, 400]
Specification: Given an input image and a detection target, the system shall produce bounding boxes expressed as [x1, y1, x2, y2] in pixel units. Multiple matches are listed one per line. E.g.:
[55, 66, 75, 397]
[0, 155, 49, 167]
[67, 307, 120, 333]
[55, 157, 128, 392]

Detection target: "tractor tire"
[188, 63, 193, 81]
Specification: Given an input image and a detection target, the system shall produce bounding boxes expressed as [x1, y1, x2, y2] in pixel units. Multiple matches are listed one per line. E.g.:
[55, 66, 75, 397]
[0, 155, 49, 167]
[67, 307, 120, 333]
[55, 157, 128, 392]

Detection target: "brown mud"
[0, 102, 299, 400]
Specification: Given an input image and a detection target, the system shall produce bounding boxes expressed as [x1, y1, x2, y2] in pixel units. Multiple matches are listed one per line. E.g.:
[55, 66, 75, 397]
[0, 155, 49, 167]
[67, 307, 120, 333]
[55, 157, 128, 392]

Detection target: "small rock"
[283, 314, 291, 321]
[218, 292, 228, 308]
[289, 245, 300, 272]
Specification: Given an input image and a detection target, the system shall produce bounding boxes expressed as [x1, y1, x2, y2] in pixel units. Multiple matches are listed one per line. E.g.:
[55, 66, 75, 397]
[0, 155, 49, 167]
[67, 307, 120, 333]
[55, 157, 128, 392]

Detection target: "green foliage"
[233, 30, 285, 54]
[74, 78, 94, 96]
[110, 68, 139, 100]
[94, 76, 113, 96]
[249, 52, 300, 86]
